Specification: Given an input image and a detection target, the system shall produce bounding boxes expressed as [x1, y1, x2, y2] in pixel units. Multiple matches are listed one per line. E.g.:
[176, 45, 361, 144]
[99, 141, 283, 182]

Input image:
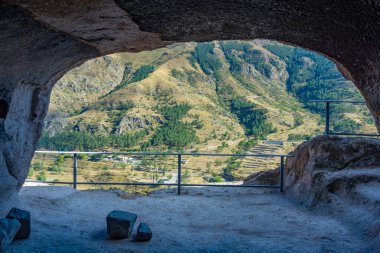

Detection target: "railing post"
[177, 155, 182, 195]
[325, 101, 330, 136]
[280, 156, 284, 193]
[73, 153, 77, 189]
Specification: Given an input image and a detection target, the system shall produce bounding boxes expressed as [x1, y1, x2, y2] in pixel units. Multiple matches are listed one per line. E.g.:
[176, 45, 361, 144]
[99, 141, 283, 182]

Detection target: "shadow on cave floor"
[4, 185, 368, 253]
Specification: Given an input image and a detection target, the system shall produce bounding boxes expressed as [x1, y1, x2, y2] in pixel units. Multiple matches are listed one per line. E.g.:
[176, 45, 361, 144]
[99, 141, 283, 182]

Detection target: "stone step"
[107, 210, 137, 240]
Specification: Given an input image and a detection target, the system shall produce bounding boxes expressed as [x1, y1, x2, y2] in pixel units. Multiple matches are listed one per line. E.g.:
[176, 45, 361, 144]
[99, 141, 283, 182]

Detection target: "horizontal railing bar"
[25, 180, 177, 187]
[34, 150, 293, 157]
[25, 180, 73, 185]
[309, 99, 366, 104]
[181, 184, 280, 188]
[25, 180, 279, 188]
[328, 132, 380, 137]
[75, 182, 178, 186]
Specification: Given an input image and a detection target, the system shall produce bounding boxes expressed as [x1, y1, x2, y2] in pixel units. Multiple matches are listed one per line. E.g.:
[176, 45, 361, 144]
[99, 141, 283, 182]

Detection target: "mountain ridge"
[40, 40, 373, 152]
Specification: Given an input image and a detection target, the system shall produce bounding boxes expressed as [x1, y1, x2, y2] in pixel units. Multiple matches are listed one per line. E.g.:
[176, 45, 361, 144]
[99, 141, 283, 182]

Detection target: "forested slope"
[39, 40, 373, 151]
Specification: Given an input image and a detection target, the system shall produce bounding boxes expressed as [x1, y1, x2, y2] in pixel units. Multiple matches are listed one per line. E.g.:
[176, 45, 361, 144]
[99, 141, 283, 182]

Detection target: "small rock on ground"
[135, 223, 152, 242]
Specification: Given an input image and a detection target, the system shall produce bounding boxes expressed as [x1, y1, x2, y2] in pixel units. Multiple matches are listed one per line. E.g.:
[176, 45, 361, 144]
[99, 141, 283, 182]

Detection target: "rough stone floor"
[6, 186, 367, 253]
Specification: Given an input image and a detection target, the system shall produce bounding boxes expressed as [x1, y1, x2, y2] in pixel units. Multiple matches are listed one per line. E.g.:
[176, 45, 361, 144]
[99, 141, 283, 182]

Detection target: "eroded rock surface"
[245, 136, 380, 249]
[284, 136, 380, 204]
[284, 136, 380, 250]
[116, 114, 162, 133]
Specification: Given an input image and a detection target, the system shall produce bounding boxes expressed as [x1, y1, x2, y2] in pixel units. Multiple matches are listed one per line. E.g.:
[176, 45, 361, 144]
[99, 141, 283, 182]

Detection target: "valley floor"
[6, 185, 368, 253]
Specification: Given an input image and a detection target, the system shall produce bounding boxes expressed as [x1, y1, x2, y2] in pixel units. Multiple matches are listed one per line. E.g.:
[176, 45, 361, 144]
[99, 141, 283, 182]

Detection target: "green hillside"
[39, 40, 375, 152]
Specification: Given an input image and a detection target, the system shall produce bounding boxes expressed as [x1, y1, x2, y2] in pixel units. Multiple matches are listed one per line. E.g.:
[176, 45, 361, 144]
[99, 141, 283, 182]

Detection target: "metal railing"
[27, 151, 293, 195]
[309, 100, 380, 137]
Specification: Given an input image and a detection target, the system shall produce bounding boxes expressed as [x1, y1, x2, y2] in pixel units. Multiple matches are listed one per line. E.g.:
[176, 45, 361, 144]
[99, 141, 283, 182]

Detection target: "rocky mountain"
[39, 40, 374, 151]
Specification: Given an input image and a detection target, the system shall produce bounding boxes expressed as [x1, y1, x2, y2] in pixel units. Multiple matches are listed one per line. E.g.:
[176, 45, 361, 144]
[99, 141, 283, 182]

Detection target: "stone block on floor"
[106, 210, 137, 239]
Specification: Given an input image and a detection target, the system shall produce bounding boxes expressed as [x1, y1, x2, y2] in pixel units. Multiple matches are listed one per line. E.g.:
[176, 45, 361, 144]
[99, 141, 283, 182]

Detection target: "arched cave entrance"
[34, 39, 375, 187]
[1, 0, 380, 213]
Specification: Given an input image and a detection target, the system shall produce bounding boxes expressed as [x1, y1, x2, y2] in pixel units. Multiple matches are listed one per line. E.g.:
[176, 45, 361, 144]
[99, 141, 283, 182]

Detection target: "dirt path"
[6, 186, 367, 253]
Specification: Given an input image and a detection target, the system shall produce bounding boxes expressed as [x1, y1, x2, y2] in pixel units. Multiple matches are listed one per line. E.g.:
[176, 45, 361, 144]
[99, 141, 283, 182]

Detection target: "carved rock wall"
[284, 136, 380, 249]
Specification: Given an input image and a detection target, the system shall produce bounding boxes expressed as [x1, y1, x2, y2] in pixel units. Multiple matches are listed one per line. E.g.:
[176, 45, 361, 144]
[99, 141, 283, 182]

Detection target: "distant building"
[118, 156, 135, 162]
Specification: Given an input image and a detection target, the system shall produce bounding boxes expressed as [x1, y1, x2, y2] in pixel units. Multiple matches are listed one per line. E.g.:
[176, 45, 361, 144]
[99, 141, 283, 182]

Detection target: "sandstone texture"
[7, 186, 370, 252]
[284, 136, 380, 204]
[284, 135, 380, 250]
[245, 135, 380, 249]
[1, 0, 380, 214]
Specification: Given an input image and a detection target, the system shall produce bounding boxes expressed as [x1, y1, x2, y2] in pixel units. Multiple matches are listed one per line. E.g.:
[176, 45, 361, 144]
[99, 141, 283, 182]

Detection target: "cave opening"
[0, 99, 9, 120]
[1, 1, 380, 251]
[31, 39, 375, 190]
